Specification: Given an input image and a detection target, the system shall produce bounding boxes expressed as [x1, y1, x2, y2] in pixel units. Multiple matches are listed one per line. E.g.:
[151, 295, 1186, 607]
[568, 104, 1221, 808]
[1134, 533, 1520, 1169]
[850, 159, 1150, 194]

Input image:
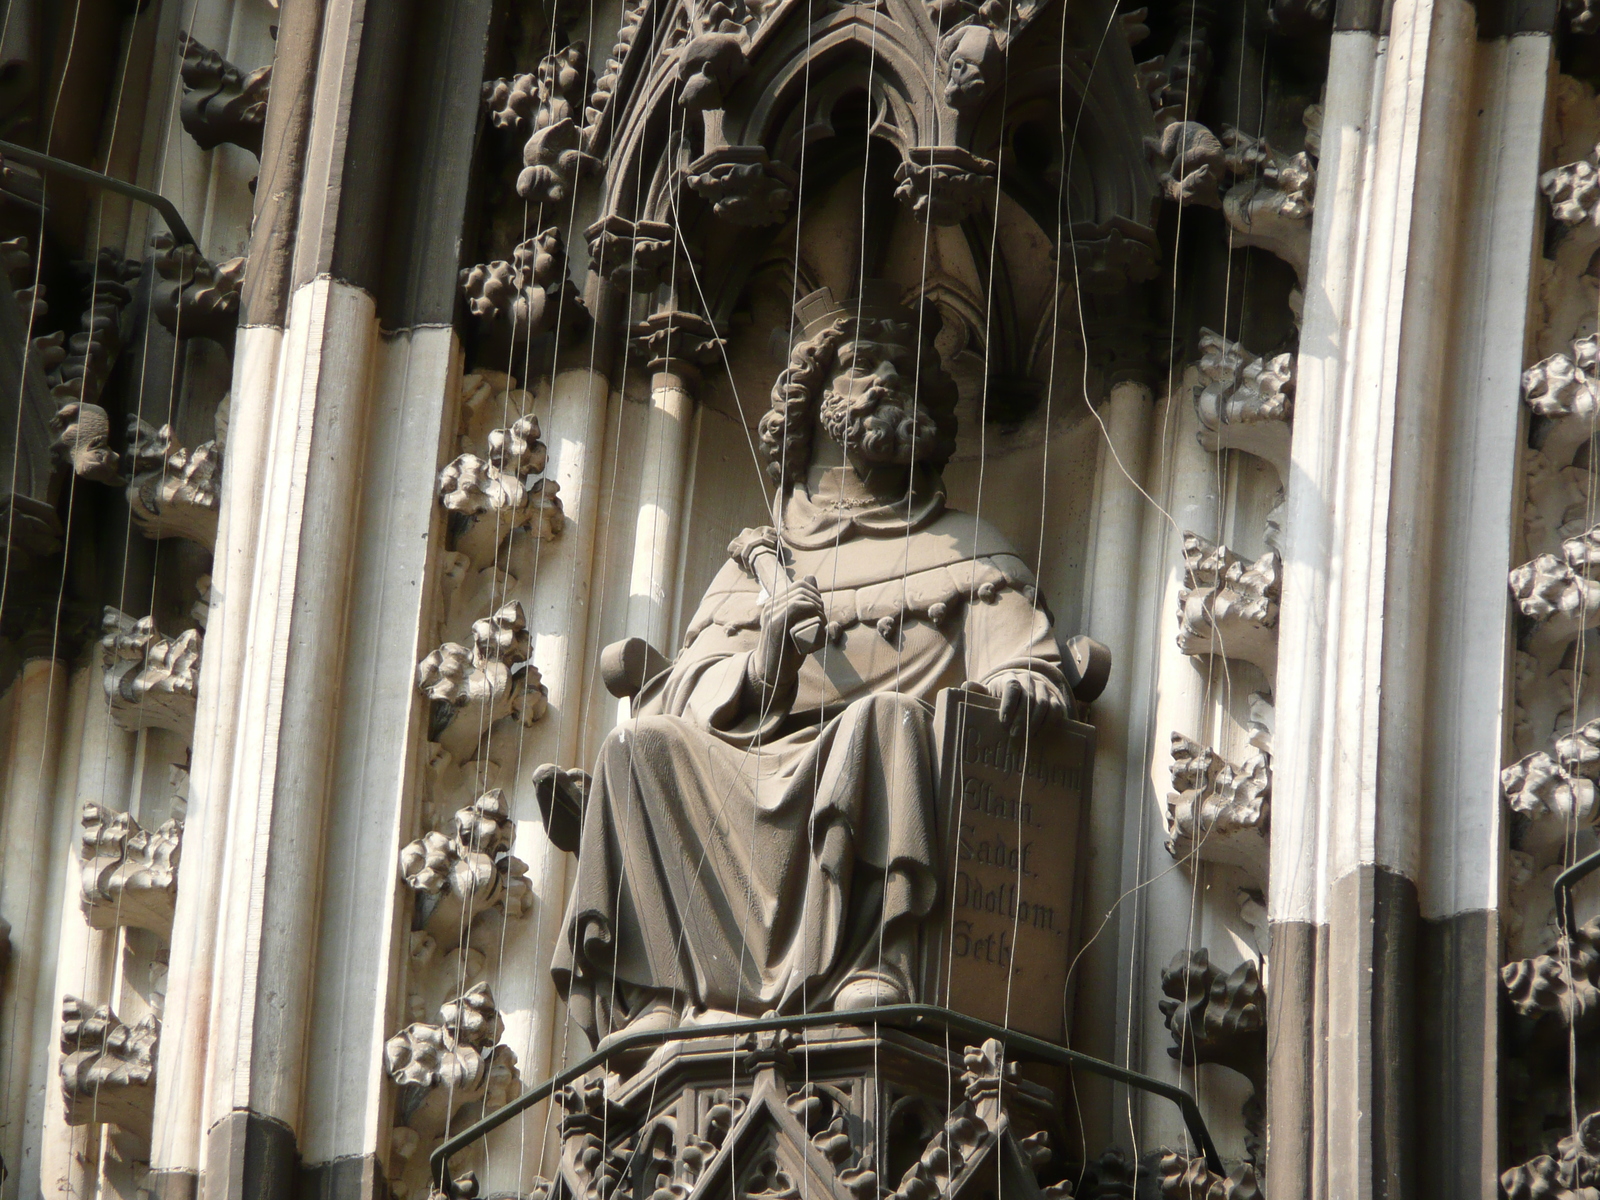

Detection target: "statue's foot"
[833, 973, 908, 1012]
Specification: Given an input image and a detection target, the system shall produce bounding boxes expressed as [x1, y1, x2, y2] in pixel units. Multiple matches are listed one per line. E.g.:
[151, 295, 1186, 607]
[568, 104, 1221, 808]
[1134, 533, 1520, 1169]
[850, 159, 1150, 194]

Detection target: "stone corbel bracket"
[438, 408, 564, 576]
[459, 227, 589, 359]
[1502, 714, 1600, 871]
[152, 236, 245, 348]
[1537, 146, 1600, 355]
[399, 788, 531, 952]
[384, 981, 521, 1144]
[1166, 695, 1273, 882]
[1158, 948, 1266, 1166]
[100, 608, 203, 735]
[1145, 109, 1319, 283]
[416, 600, 548, 762]
[79, 803, 182, 938]
[123, 414, 223, 550]
[1194, 328, 1295, 483]
[1502, 1112, 1600, 1200]
[893, 147, 997, 227]
[685, 146, 798, 227]
[1176, 534, 1281, 676]
[490, 43, 599, 206]
[1158, 1153, 1262, 1200]
[60, 996, 159, 1139]
[177, 32, 270, 157]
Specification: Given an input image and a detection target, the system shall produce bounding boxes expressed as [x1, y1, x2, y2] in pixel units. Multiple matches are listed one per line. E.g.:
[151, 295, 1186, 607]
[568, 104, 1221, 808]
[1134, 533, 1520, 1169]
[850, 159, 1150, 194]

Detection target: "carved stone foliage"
[1503, 716, 1600, 874]
[79, 804, 182, 938]
[1166, 695, 1272, 882]
[60, 996, 159, 1138]
[494, 43, 598, 206]
[39, 248, 140, 411]
[152, 236, 245, 347]
[417, 601, 548, 762]
[1502, 1112, 1600, 1200]
[177, 32, 270, 157]
[100, 608, 203, 735]
[384, 981, 521, 1143]
[1539, 138, 1600, 358]
[399, 789, 531, 951]
[123, 414, 224, 549]
[1194, 329, 1295, 482]
[893, 147, 997, 226]
[1501, 922, 1600, 1163]
[50, 400, 119, 483]
[1176, 535, 1280, 676]
[460, 228, 588, 361]
[1146, 110, 1320, 281]
[584, 0, 650, 147]
[438, 407, 563, 575]
[686, 146, 798, 227]
[1159, 948, 1266, 1167]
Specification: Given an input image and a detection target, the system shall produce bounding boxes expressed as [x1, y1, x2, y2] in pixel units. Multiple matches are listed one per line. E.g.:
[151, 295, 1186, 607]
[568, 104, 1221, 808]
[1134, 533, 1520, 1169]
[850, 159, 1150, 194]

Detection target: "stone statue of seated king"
[550, 282, 1080, 1052]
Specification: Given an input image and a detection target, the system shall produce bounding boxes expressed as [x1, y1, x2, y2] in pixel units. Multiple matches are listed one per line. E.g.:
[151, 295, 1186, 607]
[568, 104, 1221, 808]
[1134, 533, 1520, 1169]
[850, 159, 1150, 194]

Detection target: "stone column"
[1416, 29, 1550, 1194]
[1268, 2, 1478, 1195]
[1072, 380, 1152, 1149]
[621, 311, 723, 656]
[0, 659, 73, 1195]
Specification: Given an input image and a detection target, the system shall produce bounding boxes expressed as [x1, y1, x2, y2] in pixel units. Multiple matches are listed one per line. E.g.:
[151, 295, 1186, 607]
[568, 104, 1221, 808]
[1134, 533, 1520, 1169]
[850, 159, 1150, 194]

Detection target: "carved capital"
[630, 310, 725, 379]
[685, 146, 797, 227]
[177, 33, 270, 157]
[79, 804, 182, 937]
[123, 415, 223, 550]
[384, 982, 521, 1142]
[1194, 329, 1295, 481]
[60, 997, 159, 1138]
[100, 608, 202, 734]
[1176, 535, 1280, 675]
[893, 147, 996, 226]
[585, 215, 682, 292]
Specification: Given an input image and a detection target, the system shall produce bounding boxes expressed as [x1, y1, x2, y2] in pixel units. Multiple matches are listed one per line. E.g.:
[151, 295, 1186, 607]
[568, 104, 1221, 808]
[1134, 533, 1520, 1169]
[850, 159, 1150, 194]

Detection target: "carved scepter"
[728, 526, 826, 654]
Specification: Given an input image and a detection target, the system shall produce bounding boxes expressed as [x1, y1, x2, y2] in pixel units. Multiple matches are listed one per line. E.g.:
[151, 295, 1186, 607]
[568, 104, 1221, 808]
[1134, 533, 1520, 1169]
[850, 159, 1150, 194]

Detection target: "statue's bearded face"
[819, 335, 943, 464]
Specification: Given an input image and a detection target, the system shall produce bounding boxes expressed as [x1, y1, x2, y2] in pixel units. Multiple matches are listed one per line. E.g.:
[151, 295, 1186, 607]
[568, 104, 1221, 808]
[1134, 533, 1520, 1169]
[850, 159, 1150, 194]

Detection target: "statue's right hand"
[747, 575, 825, 696]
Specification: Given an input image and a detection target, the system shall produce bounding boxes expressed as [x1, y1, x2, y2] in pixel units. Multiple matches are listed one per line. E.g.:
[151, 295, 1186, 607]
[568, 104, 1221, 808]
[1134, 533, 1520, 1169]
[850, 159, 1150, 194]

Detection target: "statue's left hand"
[986, 671, 1066, 739]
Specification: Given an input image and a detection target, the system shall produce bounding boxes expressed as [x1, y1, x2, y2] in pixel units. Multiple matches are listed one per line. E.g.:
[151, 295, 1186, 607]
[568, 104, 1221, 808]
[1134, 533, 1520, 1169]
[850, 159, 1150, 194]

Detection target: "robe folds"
[552, 477, 1067, 1044]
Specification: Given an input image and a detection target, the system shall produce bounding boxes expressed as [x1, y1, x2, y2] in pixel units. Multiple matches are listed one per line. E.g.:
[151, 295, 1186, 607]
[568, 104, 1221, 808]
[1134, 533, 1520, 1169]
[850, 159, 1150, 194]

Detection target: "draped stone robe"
[553, 474, 1068, 1043]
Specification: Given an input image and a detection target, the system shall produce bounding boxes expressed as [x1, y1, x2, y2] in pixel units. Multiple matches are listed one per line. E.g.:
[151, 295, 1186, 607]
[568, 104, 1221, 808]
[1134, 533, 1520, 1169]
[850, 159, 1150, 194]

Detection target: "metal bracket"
[0, 139, 197, 247]
[428, 1002, 1226, 1194]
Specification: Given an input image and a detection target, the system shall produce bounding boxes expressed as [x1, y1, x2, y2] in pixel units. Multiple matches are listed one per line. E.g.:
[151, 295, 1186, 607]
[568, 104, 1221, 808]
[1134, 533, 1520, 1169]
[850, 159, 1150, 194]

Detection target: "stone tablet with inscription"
[922, 686, 1093, 1041]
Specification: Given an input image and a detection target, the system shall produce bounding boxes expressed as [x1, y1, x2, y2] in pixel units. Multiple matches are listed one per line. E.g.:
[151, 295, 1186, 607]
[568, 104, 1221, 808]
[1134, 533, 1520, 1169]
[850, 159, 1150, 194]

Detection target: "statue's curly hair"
[757, 315, 958, 485]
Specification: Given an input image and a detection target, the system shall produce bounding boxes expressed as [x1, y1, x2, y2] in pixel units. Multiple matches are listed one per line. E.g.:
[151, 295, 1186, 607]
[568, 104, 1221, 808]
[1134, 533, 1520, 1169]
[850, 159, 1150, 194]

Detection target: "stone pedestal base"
[549, 1023, 1073, 1200]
